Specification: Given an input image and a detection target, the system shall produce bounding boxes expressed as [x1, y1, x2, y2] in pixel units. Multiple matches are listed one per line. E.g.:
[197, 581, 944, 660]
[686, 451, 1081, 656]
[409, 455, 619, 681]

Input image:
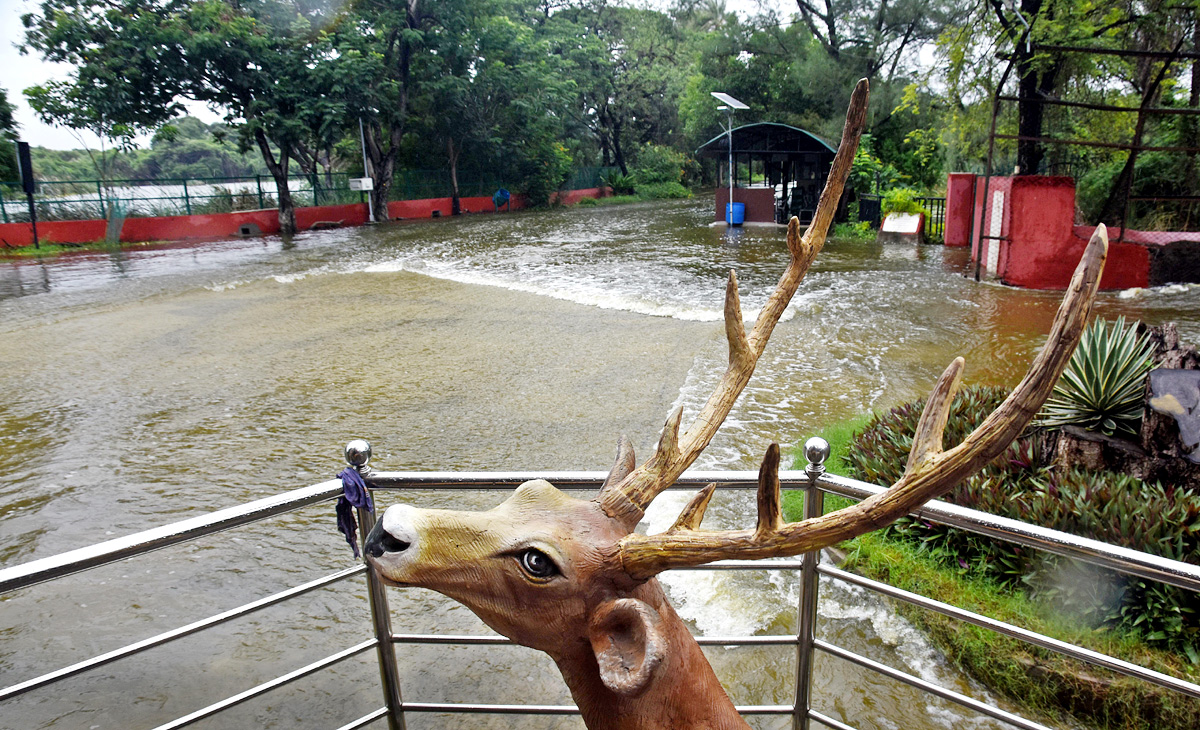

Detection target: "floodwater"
[1, 198, 1197, 730]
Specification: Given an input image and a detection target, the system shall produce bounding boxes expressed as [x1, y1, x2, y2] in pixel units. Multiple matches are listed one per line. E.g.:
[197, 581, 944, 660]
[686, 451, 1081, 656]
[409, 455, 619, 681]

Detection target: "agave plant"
[1037, 316, 1155, 437]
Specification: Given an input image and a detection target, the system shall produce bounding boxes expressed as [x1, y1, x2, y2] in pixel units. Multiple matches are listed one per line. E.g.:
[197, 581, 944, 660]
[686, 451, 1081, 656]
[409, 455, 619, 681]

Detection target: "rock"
[1054, 426, 1149, 478]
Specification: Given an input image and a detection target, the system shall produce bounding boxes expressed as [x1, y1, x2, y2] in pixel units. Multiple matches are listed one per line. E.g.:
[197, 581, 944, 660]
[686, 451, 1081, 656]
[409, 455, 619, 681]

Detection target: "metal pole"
[345, 442, 405, 730]
[25, 190, 38, 249]
[0, 184, 8, 224]
[793, 437, 829, 730]
[256, 175, 264, 209]
[360, 118, 375, 222]
[183, 179, 191, 216]
[727, 110, 734, 224]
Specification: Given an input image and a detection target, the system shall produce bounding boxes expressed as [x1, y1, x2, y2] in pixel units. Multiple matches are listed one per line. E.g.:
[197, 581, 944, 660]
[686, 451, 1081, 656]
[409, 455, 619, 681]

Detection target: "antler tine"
[668, 483, 717, 532]
[754, 443, 783, 540]
[617, 226, 1108, 581]
[597, 79, 871, 524]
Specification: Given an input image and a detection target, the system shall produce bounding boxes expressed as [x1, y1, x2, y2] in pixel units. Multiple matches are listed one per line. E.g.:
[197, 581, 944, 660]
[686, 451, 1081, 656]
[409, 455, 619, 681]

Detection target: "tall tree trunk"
[611, 116, 628, 176]
[448, 137, 461, 216]
[254, 128, 297, 235]
[1014, 48, 1061, 175]
[364, 120, 400, 222]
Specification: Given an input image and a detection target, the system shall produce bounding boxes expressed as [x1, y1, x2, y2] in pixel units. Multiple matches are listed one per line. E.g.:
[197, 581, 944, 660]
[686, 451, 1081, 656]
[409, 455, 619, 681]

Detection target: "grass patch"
[842, 534, 1199, 730]
[782, 412, 875, 519]
[832, 221, 875, 242]
[577, 194, 642, 207]
[0, 240, 164, 258]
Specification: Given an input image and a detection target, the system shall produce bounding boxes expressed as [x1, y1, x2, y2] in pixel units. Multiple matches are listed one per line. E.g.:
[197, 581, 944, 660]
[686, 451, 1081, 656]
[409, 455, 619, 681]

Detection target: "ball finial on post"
[803, 437, 830, 477]
[344, 439, 372, 469]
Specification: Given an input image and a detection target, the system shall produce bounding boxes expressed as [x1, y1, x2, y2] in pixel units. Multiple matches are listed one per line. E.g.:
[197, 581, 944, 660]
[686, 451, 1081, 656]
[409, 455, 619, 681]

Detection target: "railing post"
[794, 436, 830, 730]
[345, 441, 407, 730]
[256, 175, 264, 209]
[183, 179, 191, 215]
[0, 184, 7, 224]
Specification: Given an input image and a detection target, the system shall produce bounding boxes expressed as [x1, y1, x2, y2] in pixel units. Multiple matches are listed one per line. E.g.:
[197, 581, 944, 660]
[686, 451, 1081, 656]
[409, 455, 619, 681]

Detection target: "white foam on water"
[363, 252, 802, 323]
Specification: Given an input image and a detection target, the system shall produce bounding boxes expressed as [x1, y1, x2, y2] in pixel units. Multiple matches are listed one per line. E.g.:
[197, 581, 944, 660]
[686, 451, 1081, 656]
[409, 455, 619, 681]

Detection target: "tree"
[0, 89, 18, 183]
[792, 0, 953, 82]
[21, 0, 346, 234]
[407, 4, 572, 212]
[545, 2, 686, 175]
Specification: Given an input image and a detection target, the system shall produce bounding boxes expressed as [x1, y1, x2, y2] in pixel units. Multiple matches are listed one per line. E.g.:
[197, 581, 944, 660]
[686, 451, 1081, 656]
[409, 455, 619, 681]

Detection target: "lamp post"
[711, 92, 748, 225]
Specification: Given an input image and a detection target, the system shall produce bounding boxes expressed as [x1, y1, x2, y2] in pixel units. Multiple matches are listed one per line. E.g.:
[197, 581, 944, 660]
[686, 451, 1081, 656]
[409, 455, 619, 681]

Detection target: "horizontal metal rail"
[4, 468, 1198, 730]
[395, 702, 793, 715]
[392, 632, 801, 647]
[0, 565, 365, 702]
[333, 707, 389, 730]
[820, 565, 1200, 700]
[809, 709, 858, 730]
[815, 639, 1053, 730]
[817, 472, 1200, 593]
[0, 480, 343, 595]
[149, 639, 377, 730]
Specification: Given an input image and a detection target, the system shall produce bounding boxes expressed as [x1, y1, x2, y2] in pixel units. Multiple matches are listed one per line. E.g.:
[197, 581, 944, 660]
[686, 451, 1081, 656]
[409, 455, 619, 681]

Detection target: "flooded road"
[2, 198, 1198, 729]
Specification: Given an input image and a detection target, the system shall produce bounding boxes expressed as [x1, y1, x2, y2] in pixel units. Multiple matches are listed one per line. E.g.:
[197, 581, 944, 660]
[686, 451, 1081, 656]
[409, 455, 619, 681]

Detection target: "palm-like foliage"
[1037, 316, 1155, 437]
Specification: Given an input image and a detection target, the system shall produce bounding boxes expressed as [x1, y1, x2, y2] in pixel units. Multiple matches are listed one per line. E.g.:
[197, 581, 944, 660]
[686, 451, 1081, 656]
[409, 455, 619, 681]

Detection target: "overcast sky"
[2, 0, 794, 150]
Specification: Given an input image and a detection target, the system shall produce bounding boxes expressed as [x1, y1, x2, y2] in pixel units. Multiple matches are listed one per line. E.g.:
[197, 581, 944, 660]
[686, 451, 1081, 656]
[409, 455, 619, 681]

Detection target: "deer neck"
[553, 579, 750, 730]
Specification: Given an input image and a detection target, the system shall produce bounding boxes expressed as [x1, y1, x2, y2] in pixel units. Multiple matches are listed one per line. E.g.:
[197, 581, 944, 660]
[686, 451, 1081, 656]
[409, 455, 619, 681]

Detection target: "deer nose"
[364, 520, 411, 558]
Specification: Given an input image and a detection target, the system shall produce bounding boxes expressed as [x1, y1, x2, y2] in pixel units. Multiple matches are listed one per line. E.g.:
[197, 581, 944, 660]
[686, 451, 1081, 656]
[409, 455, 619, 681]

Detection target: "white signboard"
[881, 212, 922, 234]
[349, 177, 374, 192]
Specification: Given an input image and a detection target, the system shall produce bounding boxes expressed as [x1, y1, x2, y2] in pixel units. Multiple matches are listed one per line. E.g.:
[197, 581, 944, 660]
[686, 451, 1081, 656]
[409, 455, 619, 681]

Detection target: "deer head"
[363, 79, 1108, 730]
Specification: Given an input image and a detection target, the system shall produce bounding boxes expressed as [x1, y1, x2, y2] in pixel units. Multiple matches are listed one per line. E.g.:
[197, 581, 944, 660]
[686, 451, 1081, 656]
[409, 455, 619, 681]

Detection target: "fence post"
[96, 180, 105, 219]
[311, 171, 320, 206]
[256, 175, 264, 209]
[345, 441, 407, 730]
[0, 185, 7, 224]
[183, 179, 191, 215]
[793, 437, 829, 730]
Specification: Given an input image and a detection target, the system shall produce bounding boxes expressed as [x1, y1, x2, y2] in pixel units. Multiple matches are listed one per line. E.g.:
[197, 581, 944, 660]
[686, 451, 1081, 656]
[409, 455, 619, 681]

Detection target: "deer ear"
[587, 598, 666, 697]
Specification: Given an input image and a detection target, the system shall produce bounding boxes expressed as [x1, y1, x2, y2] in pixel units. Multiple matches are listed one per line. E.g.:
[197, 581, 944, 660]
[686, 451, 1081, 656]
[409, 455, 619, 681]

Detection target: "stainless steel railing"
[2, 441, 1198, 730]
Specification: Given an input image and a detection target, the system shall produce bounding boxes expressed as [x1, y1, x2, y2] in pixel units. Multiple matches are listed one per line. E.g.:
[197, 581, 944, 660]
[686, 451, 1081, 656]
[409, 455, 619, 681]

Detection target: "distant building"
[696, 123, 844, 225]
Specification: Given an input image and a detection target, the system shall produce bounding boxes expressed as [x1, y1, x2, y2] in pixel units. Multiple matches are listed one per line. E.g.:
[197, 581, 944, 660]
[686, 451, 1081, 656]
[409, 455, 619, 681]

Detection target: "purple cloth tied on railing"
[336, 467, 375, 557]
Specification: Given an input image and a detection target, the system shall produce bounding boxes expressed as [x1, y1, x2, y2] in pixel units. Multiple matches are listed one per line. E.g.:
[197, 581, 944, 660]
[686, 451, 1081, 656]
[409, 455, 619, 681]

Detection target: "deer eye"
[517, 548, 559, 580]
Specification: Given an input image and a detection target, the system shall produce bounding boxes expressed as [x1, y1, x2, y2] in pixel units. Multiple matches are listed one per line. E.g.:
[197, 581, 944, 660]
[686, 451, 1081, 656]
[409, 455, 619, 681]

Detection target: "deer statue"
[362, 79, 1108, 729]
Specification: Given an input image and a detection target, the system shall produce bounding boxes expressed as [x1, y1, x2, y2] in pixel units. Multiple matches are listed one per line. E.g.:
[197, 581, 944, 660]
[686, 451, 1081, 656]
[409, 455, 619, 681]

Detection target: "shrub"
[832, 221, 873, 241]
[632, 144, 687, 185]
[881, 187, 930, 217]
[576, 196, 599, 207]
[197, 187, 235, 214]
[634, 181, 691, 200]
[1036, 316, 1154, 437]
[603, 171, 637, 196]
[846, 385, 1200, 657]
[519, 140, 573, 208]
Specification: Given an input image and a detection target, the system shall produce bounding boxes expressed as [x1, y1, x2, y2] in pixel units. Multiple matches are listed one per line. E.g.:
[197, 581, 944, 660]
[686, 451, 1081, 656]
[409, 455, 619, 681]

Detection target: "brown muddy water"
[1, 198, 1198, 730]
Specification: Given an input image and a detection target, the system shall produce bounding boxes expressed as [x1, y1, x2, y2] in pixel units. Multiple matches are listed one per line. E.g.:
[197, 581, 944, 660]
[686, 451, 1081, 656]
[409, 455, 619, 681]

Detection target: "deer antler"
[596, 78, 871, 527]
[616, 226, 1109, 580]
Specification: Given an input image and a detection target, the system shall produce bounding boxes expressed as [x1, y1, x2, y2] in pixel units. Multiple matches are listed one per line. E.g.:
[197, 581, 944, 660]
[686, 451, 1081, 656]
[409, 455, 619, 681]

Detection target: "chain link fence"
[1, 166, 617, 224]
[0, 173, 359, 223]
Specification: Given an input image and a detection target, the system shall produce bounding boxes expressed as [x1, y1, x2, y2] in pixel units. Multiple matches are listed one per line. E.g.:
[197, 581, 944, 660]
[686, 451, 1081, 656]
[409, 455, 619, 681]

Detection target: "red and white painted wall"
[0, 188, 607, 248]
[945, 173, 1200, 290]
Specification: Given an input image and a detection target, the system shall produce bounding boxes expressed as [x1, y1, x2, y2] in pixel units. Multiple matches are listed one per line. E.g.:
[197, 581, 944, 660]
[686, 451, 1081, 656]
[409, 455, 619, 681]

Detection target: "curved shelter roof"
[696, 122, 836, 158]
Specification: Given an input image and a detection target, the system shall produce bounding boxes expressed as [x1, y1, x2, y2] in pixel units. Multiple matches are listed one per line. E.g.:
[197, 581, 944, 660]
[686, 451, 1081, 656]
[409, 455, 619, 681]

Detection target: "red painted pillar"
[944, 173, 976, 247]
